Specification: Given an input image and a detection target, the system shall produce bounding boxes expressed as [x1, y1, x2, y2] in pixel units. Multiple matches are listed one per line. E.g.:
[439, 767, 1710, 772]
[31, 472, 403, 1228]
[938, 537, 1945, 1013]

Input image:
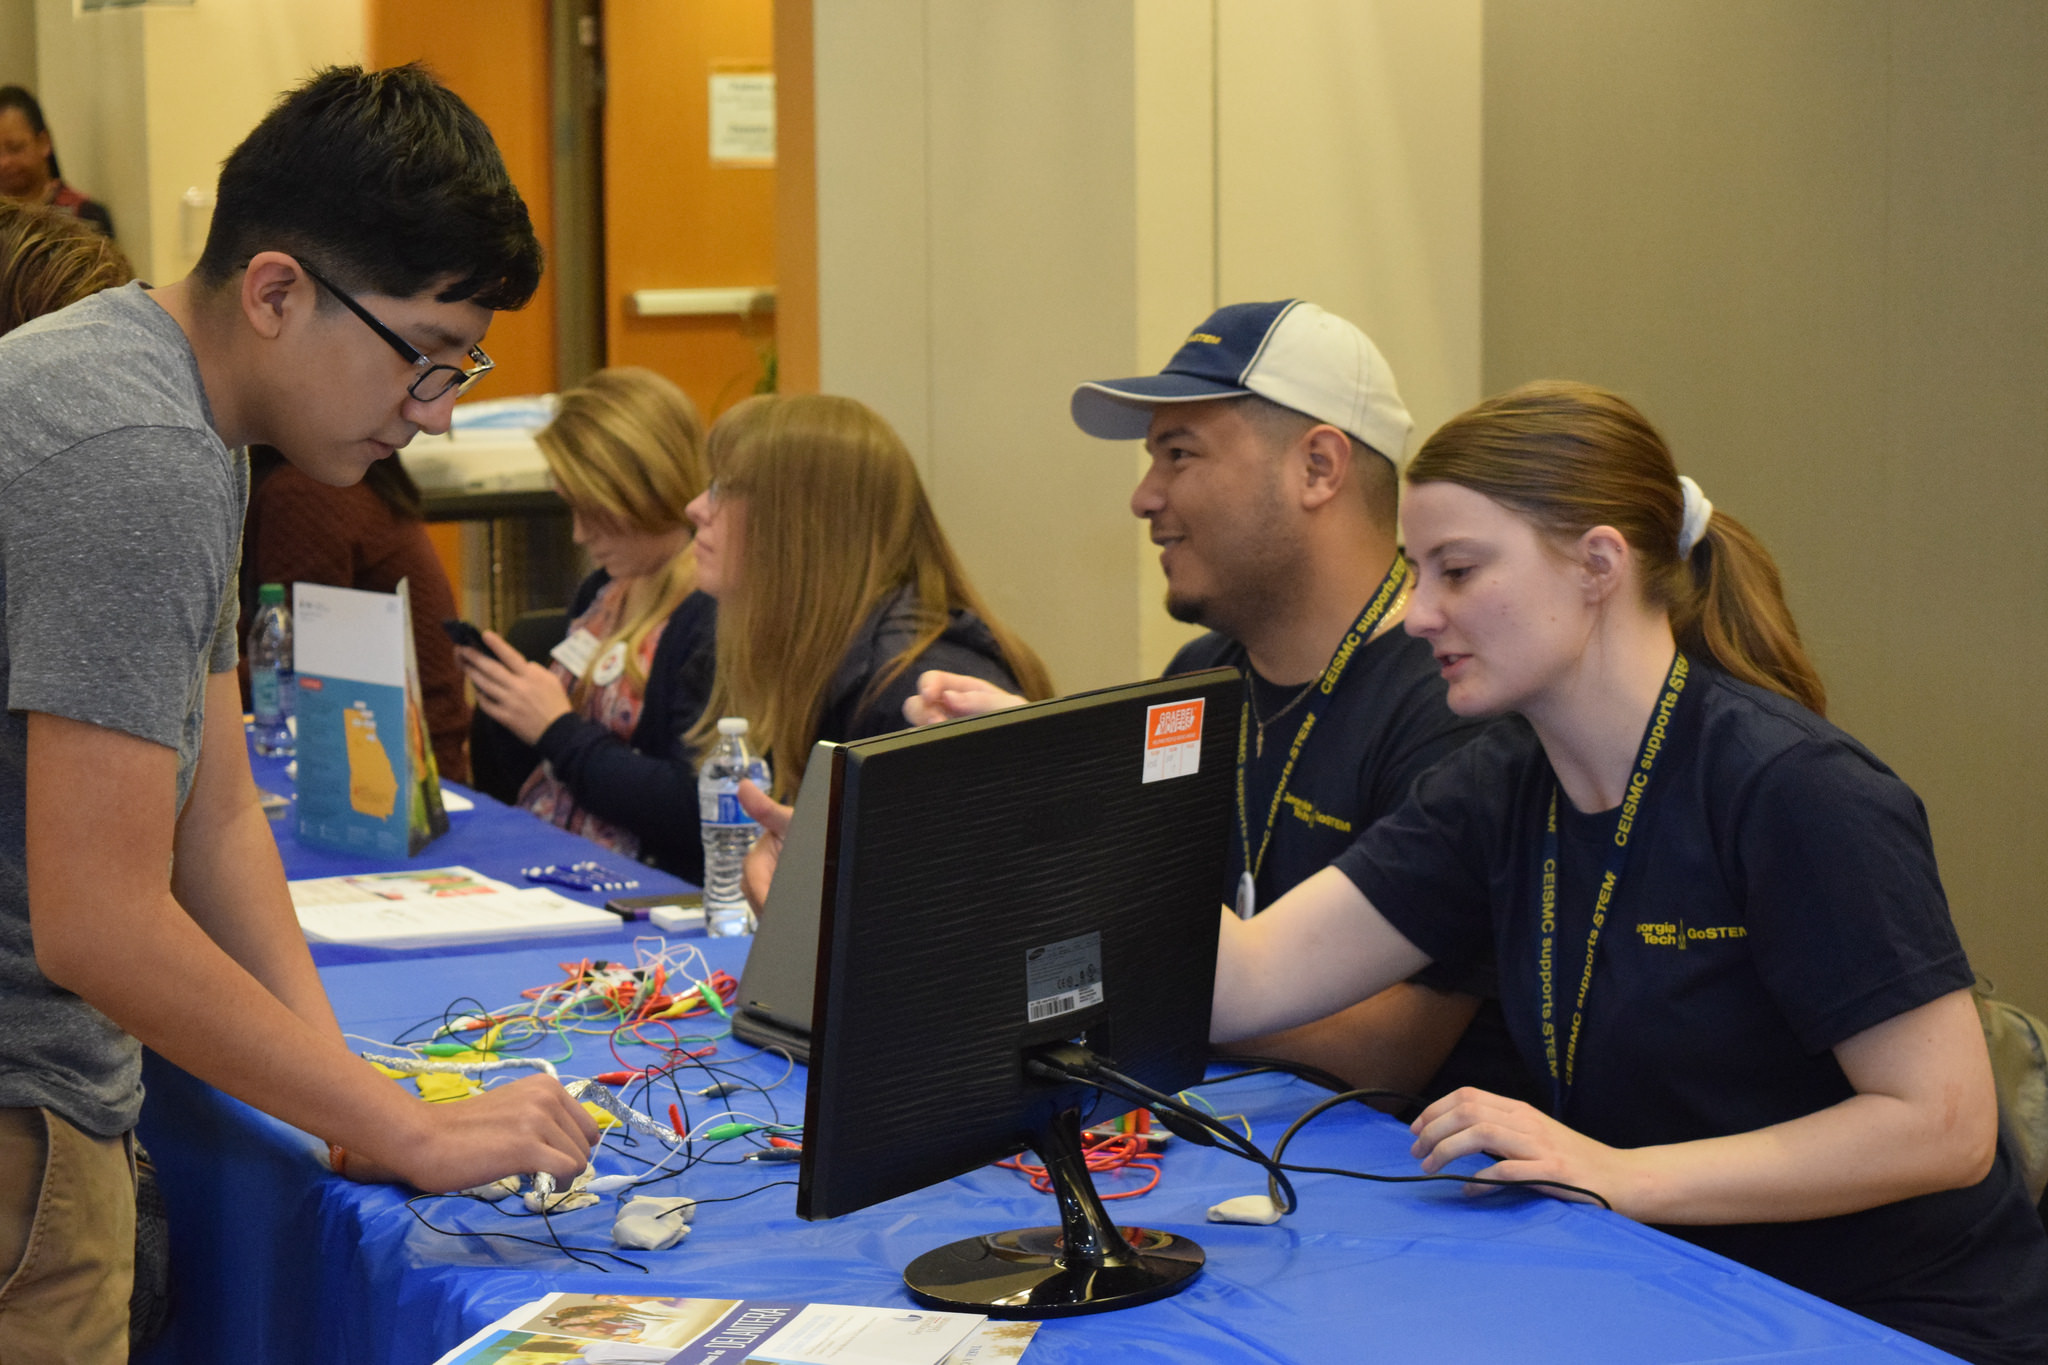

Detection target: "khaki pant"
[0, 1108, 134, 1365]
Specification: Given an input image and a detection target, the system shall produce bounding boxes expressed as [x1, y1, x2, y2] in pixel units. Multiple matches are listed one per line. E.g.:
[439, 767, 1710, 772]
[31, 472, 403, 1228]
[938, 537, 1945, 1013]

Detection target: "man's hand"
[370, 1073, 600, 1193]
[738, 779, 793, 912]
[27, 707, 596, 1201]
[458, 630, 573, 745]
[902, 670, 1026, 726]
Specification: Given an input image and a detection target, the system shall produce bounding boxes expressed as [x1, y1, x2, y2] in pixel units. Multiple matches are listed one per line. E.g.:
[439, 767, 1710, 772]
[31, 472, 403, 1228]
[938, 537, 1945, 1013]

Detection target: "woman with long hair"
[685, 393, 1052, 800]
[458, 367, 718, 875]
[1214, 381, 2048, 1363]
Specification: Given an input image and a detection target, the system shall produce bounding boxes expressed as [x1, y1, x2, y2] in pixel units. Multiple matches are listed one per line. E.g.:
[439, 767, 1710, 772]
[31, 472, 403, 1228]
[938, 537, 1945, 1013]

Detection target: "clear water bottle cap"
[716, 716, 750, 737]
[259, 582, 285, 605]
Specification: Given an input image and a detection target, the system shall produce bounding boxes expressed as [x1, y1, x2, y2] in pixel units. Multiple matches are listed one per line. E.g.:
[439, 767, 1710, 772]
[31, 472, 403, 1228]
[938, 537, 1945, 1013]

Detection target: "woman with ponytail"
[458, 367, 719, 878]
[1213, 382, 2048, 1362]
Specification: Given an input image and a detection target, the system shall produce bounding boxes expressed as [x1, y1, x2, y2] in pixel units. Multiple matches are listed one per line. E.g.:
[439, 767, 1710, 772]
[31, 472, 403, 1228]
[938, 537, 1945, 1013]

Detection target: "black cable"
[674, 1179, 798, 1209]
[535, 1196, 643, 1273]
[403, 1195, 647, 1273]
[1204, 1052, 1358, 1096]
[1273, 1159, 1612, 1208]
[1203, 1056, 1421, 1117]
[1269, 1088, 1612, 1211]
[1092, 1063, 1300, 1211]
[1032, 1057, 1298, 1214]
[390, 996, 489, 1048]
[1051, 1058, 1613, 1216]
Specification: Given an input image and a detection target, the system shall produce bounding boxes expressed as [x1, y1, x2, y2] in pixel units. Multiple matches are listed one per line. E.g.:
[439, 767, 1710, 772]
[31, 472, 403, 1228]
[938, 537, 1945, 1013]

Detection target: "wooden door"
[369, 1, 558, 397]
[602, 0, 778, 420]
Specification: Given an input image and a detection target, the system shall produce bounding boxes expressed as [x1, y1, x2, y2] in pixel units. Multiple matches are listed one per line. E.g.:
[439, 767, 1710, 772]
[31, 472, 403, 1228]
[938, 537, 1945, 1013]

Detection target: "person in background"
[0, 86, 114, 238]
[456, 367, 719, 879]
[0, 197, 128, 333]
[685, 393, 1053, 803]
[241, 444, 472, 781]
[1213, 381, 2048, 1364]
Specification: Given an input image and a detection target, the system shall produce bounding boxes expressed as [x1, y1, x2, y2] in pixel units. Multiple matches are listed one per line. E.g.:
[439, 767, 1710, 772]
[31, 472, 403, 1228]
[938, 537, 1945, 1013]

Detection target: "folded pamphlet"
[287, 865, 618, 947]
[430, 1293, 1040, 1365]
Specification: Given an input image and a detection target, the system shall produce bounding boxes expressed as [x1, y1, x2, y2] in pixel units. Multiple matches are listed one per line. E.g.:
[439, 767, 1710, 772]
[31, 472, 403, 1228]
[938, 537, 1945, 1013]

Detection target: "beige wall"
[0, 0, 34, 91]
[35, 0, 364, 280]
[1483, 1, 2048, 1014]
[31, 0, 146, 259]
[811, 0, 1151, 694]
[809, 0, 1483, 689]
[1217, 0, 1482, 449]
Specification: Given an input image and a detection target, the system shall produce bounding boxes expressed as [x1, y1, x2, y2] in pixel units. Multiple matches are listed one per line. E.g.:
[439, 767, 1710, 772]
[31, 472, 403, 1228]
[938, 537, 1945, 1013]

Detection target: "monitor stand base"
[902, 1106, 1204, 1319]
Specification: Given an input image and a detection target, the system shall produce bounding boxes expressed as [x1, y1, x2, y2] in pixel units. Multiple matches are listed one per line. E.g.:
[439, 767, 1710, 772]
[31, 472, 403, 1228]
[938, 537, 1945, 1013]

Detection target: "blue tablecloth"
[247, 745, 694, 967]
[131, 750, 1959, 1364]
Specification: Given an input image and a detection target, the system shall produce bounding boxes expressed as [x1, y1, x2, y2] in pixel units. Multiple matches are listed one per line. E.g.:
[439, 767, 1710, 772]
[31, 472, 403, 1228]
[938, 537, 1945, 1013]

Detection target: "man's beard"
[1161, 531, 1303, 643]
[1164, 588, 1210, 627]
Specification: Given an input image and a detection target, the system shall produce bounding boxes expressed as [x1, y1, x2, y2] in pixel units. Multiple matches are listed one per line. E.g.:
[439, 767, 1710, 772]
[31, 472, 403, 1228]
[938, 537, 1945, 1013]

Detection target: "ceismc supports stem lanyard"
[1537, 651, 1691, 1112]
[1233, 557, 1413, 920]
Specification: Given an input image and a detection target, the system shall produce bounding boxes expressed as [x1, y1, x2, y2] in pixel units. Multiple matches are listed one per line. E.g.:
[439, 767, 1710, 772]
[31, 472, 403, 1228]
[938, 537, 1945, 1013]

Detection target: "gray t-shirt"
[0, 281, 245, 1135]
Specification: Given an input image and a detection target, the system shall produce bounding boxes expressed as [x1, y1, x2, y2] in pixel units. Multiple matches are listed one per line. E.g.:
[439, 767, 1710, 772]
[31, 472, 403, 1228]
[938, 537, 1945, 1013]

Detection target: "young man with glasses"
[0, 66, 596, 1360]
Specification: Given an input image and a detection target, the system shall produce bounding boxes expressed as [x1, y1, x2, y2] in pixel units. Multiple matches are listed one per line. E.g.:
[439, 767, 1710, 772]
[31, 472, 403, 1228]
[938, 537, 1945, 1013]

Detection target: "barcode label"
[1025, 933, 1105, 1023]
[1027, 982, 1104, 1023]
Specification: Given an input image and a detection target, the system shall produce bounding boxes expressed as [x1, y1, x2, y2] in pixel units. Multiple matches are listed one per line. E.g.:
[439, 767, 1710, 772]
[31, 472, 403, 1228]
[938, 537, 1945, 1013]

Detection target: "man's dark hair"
[196, 64, 540, 310]
[1237, 394, 1400, 536]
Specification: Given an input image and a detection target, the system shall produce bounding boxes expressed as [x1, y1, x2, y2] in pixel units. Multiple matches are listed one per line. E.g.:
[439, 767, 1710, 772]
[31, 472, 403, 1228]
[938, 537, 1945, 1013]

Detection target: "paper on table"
[295, 888, 617, 947]
[938, 1320, 1041, 1365]
[288, 866, 512, 907]
[749, 1304, 983, 1365]
[429, 1294, 1031, 1365]
[288, 866, 618, 947]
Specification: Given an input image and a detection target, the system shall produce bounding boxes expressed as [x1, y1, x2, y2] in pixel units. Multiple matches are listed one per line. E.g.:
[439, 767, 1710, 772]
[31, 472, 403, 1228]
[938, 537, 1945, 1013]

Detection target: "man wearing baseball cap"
[904, 299, 1526, 1100]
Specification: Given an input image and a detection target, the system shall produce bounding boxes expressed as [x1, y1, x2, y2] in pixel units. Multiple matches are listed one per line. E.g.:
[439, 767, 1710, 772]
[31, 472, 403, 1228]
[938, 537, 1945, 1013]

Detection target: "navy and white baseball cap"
[1071, 299, 1414, 468]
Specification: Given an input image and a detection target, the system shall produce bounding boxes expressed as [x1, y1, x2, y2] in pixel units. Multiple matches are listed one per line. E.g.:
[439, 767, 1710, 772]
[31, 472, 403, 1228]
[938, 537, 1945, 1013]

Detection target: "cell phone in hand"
[441, 618, 487, 652]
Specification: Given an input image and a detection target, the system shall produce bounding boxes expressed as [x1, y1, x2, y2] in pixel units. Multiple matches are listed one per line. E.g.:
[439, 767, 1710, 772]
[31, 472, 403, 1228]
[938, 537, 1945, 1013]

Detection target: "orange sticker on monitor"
[1142, 699, 1204, 784]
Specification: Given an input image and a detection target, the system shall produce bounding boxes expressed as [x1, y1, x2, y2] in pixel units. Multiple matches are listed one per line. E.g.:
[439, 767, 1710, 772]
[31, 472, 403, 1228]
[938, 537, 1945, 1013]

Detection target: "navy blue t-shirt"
[1168, 625, 1484, 914]
[1334, 665, 2048, 1363]
[1169, 626, 1533, 1101]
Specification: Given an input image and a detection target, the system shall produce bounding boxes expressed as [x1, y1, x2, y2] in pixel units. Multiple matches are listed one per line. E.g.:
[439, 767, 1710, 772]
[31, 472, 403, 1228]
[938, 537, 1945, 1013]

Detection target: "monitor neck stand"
[901, 1103, 1205, 1319]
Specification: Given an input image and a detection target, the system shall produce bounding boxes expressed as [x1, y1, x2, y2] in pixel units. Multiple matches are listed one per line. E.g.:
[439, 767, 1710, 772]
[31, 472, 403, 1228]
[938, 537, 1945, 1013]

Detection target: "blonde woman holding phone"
[459, 367, 718, 878]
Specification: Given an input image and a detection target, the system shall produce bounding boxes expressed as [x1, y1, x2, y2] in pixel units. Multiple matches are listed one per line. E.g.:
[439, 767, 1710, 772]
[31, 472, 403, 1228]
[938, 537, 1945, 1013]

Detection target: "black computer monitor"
[791, 669, 1241, 1318]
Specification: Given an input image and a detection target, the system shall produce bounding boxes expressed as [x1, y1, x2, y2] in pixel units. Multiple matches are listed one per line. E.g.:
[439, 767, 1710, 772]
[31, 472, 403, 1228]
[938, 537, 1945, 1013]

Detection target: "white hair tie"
[1677, 475, 1714, 559]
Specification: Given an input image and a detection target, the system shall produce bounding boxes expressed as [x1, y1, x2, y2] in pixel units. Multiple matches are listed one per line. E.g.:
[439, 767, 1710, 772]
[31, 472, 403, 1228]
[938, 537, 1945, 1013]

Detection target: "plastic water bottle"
[248, 582, 295, 757]
[699, 717, 770, 936]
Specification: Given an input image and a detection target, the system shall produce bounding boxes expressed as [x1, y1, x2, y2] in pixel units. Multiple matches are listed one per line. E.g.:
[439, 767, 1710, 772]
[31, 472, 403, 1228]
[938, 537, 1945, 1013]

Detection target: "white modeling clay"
[525, 1188, 599, 1214]
[523, 1163, 598, 1213]
[1207, 1194, 1283, 1225]
[462, 1175, 521, 1202]
[612, 1195, 696, 1250]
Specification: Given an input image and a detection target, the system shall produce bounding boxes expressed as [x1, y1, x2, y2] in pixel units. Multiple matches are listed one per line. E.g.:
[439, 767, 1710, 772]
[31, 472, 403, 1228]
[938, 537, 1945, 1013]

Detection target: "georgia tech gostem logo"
[1635, 919, 1747, 949]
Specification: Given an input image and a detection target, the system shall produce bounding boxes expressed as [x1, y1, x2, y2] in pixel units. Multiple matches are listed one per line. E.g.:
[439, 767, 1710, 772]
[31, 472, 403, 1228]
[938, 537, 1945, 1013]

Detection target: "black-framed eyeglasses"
[299, 263, 495, 403]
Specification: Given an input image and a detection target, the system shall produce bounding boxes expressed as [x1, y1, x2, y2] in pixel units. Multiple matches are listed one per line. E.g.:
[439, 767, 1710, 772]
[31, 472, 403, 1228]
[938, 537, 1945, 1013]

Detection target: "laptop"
[728, 740, 837, 1062]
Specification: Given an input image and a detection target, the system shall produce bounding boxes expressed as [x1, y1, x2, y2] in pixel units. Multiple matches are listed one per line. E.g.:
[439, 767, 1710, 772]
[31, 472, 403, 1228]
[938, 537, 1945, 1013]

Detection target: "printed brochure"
[430, 1294, 1040, 1365]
